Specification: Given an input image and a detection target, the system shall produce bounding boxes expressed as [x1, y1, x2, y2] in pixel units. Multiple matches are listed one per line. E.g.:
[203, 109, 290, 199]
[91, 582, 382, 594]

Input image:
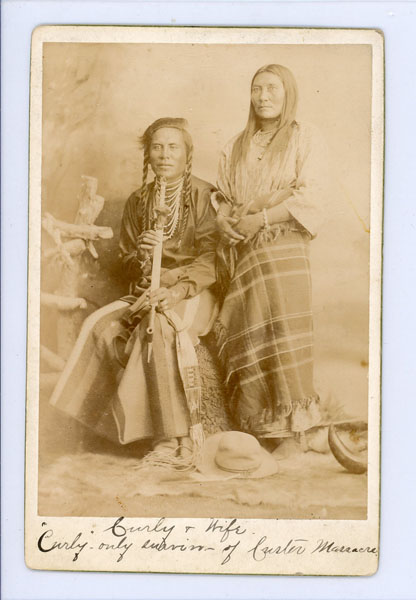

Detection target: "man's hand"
[137, 229, 163, 252]
[148, 286, 186, 312]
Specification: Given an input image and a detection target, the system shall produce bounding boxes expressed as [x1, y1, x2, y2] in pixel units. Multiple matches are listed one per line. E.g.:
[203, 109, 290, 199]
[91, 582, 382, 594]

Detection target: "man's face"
[251, 72, 285, 121]
[149, 127, 187, 182]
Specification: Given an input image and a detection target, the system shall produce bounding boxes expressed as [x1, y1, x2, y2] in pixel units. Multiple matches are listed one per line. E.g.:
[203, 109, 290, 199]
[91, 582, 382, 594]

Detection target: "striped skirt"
[215, 228, 321, 438]
[49, 290, 218, 444]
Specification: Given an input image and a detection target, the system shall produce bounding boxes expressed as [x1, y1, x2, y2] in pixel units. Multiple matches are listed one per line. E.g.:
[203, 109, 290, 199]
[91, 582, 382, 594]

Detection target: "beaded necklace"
[253, 128, 278, 161]
[154, 176, 184, 240]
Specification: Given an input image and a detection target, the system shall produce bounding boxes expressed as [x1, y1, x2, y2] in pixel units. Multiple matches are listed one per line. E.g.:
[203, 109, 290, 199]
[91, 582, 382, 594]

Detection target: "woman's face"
[251, 71, 285, 121]
[149, 127, 187, 181]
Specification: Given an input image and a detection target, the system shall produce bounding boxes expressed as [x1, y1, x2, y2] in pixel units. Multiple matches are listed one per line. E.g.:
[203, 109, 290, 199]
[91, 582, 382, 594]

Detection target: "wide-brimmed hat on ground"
[195, 431, 279, 480]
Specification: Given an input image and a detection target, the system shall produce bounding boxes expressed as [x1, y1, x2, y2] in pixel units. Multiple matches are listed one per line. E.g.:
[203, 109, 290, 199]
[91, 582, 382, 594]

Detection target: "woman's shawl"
[217, 121, 330, 238]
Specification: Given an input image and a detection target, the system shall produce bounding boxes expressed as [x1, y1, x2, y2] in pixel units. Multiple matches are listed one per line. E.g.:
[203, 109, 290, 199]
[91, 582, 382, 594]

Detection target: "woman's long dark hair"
[230, 64, 299, 184]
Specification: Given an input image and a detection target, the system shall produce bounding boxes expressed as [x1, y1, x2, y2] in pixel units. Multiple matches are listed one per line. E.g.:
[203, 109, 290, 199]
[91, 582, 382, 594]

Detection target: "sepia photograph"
[25, 25, 383, 575]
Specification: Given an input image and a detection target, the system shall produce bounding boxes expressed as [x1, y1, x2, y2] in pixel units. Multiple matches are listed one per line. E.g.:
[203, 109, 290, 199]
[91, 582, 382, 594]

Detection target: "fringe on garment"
[240, 394, 321, 438]
[136, 449, 196, 472]
[242, 394, 321, 421]
[291, 393, 321, 410]
[188, 423, 204, 466]
[250, 220, 302, 248]
[136, 318, 206, 472]
[135, 425, 204, 472]
[175, 329, 205, 466]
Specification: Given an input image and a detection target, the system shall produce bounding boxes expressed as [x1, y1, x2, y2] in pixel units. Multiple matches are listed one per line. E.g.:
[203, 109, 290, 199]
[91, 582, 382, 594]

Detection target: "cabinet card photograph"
[25, 26, 383, 575]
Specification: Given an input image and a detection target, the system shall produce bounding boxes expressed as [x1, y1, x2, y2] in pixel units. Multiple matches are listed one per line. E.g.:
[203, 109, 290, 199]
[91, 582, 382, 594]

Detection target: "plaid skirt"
[215, 227, 321, 438]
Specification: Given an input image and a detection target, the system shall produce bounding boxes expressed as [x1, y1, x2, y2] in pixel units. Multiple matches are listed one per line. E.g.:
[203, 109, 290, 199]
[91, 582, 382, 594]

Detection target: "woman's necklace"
[154, 177, 184, 240]
[253, 128, 277, 161]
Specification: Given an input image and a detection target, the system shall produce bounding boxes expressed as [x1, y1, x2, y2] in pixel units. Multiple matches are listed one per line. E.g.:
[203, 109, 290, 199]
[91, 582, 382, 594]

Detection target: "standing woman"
[215, 64, 329, 445]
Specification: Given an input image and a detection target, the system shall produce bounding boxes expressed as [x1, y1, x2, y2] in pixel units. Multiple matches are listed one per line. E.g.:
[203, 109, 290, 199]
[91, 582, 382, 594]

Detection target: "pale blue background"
[2, 1, 415, 599]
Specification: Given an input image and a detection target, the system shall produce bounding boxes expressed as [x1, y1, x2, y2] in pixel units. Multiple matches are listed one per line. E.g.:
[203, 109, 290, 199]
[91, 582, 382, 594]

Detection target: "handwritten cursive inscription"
[205, 518, 247, 543]
[104, 516, 175, 539]
[248, 536, 307, 561]
[36, 518, 378, 568]
[312, 539, 378, 554]
[37, 523, 88, 562]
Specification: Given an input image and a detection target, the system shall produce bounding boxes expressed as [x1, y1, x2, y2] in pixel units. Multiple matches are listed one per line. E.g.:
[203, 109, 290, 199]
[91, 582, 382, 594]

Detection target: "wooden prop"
[40, 345, 66, 372]
[41, 175, 112, 361]
[41, 292, 88, 311]
[42, 214, 112, 241]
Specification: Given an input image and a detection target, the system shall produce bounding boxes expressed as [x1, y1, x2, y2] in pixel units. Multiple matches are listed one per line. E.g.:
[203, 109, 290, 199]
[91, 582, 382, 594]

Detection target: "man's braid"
[175, 146, 193, 247]
[140, 149, 150, 229]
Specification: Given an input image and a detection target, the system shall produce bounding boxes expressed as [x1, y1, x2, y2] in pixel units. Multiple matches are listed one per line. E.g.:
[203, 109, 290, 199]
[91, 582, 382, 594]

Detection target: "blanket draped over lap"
[50, 290, 218, 445]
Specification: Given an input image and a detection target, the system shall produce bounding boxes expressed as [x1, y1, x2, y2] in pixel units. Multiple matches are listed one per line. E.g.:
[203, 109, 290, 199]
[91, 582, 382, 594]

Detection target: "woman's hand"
[148, 286, 186, 312]
[216, 213, 245, 246]
[235, 213, 264, 241]
[136, 230, 163, 252]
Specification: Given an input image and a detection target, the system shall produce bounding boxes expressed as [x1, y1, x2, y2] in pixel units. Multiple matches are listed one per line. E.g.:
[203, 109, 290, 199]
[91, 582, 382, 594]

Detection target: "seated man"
[50, 117, 218, 467]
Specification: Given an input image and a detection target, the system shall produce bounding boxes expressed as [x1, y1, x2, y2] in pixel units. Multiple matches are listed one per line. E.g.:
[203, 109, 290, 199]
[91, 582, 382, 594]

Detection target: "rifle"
[146, 177, 168, 362]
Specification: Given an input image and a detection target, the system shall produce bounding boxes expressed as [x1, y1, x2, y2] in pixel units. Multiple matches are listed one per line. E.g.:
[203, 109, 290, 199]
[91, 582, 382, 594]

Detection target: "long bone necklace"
[154, 176, 184, 240]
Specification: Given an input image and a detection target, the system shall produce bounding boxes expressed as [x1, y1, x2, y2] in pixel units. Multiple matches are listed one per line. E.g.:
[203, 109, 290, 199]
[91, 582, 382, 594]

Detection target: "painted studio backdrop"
[39, 42, 371, 518]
